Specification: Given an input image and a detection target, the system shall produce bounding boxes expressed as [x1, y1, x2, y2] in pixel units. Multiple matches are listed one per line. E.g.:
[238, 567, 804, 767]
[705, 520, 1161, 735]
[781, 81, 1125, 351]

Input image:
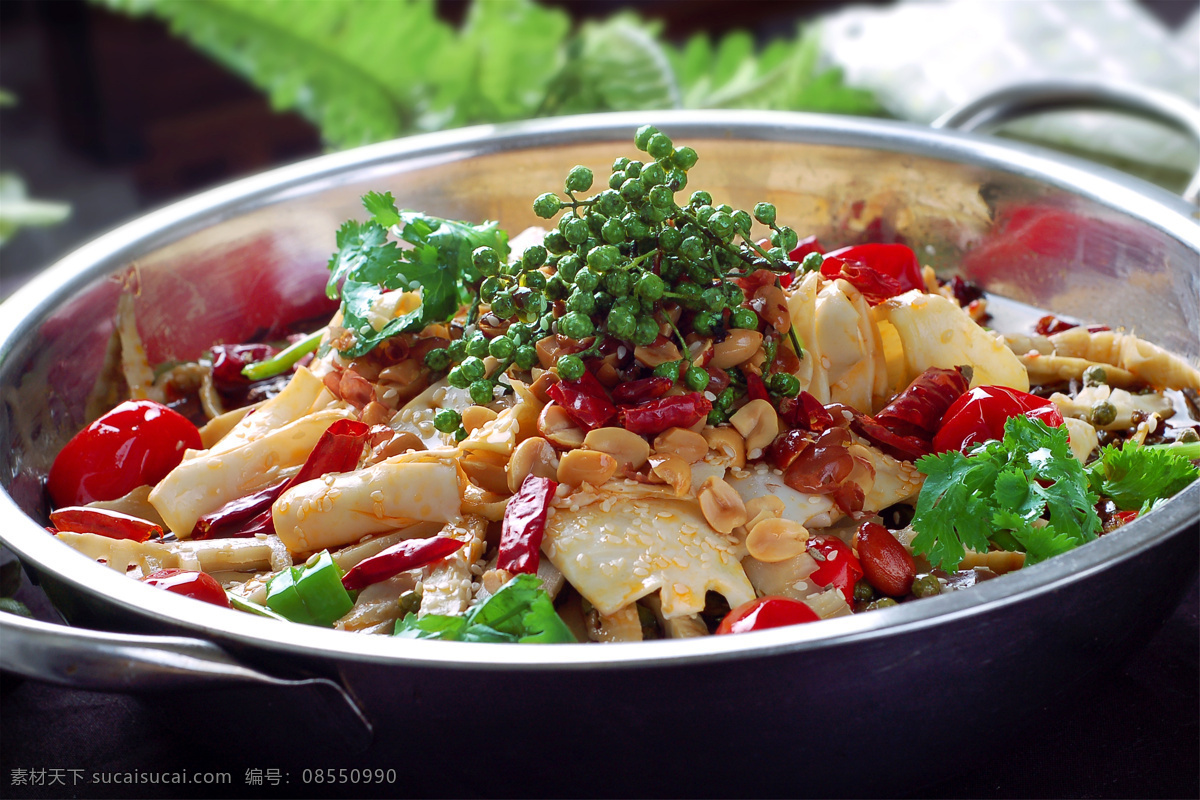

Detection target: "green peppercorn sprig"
[420, 126, 810, 439]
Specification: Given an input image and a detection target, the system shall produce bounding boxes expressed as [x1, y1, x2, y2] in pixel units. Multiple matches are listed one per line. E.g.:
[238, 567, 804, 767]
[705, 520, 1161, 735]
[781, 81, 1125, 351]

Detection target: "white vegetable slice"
[419, 515, 487, 618]
[272, 456, 462, 553]
[878, 290, 1029, 391]
[786, 274, 888, 413]
[1047, 328, 1200, 392]
[724, 464, 838, 531]
[543, 484, 754, 619]
[150, 407, 354, 536]
[208, 367, 330, 455]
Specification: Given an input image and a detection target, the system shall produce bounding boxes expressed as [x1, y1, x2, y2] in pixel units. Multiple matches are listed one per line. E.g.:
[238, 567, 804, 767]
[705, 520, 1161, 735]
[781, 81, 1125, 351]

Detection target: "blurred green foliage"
[98, 0, 880, 150]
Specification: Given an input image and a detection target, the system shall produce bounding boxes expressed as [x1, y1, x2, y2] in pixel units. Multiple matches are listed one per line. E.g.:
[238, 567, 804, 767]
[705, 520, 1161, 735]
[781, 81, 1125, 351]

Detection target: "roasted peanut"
[462, 405, 499, 434]
[529, 369, 560, 404]
[481, 567, 513, 596]
[361, 400, 392, 427]
[745, 517, 809, 563]
[370, 430, 425, 461]
[698, 476, 748, 534]
[745, 495, 785, 520]
[538, 402, 585, 448]
[710, 329, 764, 370]
[583, 426, 650, 471]
[507, 436, 560, 492]
[702, 426, 746, 468]
[634, 339, 682, 368]
[652, 427, 708, 463]
[648, 455, 691, 496]
[460, 450, 510, 495]
[959, 549, 1026, 575]
[557, 449, 618, 487]
[729, 399, 780, 457]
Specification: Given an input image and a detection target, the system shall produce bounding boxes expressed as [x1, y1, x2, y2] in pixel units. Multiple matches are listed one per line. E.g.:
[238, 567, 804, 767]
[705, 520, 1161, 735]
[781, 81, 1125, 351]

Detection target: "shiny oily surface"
[0, 111, 1197, 672]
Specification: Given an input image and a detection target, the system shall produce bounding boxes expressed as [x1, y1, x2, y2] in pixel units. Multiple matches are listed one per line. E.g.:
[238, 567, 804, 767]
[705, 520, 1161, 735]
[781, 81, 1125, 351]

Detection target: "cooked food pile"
[45, 127, 1200, 642]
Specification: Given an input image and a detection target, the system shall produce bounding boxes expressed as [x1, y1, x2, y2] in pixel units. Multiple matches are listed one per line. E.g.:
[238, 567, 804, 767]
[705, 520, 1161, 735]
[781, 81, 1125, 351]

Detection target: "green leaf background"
[95, 0, 879, 151]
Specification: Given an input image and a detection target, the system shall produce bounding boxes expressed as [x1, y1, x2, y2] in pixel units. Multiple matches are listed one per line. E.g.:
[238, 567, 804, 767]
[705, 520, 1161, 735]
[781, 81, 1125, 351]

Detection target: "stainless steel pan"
[2, 81, 1198, 796]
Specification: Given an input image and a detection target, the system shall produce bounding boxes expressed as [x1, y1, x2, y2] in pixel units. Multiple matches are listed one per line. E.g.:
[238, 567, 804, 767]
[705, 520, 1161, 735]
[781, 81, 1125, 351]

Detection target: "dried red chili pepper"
[611, 376, 673, 405]
[779, 391, 837, 432]
[546, 380, 617, 431]
[848, 414, 931, 461]
[620, 393, 712, 437]
[50, 506, 163, 543]
[210, 344, 278, 389]
[191, 479, 289, 540]
[497, 475, 559, 575]
[745, 372, 771, 403]
[190, 419, 370, 539]
[341, 535, 466, 591]
[820, 243, 925, 305]
[874, 367, 969, 439]
[844, 368, 970, 462]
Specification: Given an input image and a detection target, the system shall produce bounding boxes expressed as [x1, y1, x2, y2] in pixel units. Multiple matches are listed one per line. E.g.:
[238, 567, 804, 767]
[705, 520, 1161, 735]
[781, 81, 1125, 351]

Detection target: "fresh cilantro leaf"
[324, 200, 508, 358]
[1087, 440, 1199, 513]
[326, 220, 386, 298]
[991, 511, 1077, 565]
[912, 416, 1101, 571]
[392, 574, 575, 644]
[393, 612, 468, 641]
[362, 191, 400, 227]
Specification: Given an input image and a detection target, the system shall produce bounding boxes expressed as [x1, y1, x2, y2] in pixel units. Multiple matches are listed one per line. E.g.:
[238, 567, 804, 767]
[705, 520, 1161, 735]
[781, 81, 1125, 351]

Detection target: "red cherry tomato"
[47, 400, 202, 508]
[141, 569, 230, 608]
[931, 385, 1064, 454]
[806, 535, 864, 604]
[716, 596, 819, 635]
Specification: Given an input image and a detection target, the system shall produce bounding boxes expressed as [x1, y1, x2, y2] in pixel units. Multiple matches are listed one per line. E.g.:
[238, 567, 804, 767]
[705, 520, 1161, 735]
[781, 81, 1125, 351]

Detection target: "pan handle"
[931, 78, 1200, 205]
[0, 612, 372, 746]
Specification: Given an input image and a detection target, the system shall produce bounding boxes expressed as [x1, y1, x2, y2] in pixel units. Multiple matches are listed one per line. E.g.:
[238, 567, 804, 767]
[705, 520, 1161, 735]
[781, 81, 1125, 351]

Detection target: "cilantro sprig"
[326, 191, 508, 358]
[1086, 440, 1199, 515]
[911, 416, 1101, 572]
[393, 573, 576, 644]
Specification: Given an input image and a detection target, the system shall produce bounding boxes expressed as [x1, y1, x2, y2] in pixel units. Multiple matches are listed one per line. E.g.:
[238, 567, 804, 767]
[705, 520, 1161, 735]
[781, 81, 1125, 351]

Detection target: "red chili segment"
[778, 391, 837, 432]
[806, 535, 863, 605]
[856, 522, 915, 597]
[716, 596, 819, 635]
[209, 343, 278, 389]
[49, 506, 163, 543]
[141, 569, 230, 608]
[874, 367, 969, 439]
[290, 419, 370, 485]
[47, 399, 202, 508]
[849, 367, 970, 461]
[820, 243, 925, 305]
[546, 380, 617, 431]
[932, 385, 1064, 454]
[189, 419, 369, 540]
[497, 475, 558, 575]
[611, 376, 673, 404]
[341, 536, 466, 592]
[620, 392, 712, 437]
[191, 479, 289, 540]
[744, 372, 771, 403]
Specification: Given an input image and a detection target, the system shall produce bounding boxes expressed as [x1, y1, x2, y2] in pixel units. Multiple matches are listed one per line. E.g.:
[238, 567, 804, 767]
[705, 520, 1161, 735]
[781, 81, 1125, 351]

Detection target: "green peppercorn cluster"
[421, 126, 810, 432]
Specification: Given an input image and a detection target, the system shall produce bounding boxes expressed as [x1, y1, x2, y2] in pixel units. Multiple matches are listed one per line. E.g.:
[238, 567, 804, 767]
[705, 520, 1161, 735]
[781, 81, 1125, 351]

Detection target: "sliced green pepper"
[266, 550, 355, 627]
